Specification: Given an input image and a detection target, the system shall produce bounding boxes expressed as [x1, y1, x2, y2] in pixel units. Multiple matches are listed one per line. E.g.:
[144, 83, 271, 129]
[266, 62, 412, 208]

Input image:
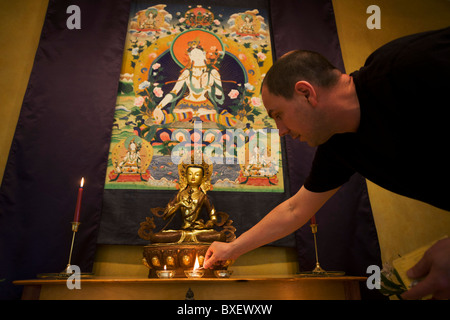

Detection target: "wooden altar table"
[14, 275, 366, 300]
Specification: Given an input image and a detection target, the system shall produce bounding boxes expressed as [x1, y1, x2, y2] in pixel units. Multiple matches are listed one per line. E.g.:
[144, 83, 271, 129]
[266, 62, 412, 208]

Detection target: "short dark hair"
[263, 50, 340, 99]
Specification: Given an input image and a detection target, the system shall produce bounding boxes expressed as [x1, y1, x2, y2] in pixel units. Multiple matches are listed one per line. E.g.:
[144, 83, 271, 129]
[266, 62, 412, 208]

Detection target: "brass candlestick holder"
[59, 222, 80, 277]
[37, 221, 93, 279]
[298, 222, 345, 277]
[310, 223, 327, 274]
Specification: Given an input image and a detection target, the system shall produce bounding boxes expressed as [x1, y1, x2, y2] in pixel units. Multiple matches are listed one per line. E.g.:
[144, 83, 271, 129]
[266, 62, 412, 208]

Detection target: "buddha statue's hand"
[204, 214, 217, 228]
[179, 199, 192, 208]
[204, 219, 215, 228]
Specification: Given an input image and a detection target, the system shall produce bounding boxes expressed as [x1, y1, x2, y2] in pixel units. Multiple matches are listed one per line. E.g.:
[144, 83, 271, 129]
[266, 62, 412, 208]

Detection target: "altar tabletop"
[14, 275, 366, 300]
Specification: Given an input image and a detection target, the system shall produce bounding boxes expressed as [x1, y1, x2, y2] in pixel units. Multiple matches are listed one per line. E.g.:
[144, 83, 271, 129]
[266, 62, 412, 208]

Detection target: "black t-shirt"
[304, 27, 450, 211]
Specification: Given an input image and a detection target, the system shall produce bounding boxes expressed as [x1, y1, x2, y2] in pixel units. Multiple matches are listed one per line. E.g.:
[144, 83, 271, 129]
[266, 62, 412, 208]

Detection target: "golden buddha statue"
[138, 152, 235, 277]
[164, 165, 217, 230]
[138, 153, 235, 244]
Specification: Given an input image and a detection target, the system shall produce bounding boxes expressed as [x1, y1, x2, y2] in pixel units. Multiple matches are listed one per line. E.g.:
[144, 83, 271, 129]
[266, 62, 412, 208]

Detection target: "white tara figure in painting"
[152, 38, 239, 128]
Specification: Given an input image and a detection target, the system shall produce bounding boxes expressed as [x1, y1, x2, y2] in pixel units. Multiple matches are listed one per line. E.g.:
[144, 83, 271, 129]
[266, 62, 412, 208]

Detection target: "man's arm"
[203, 185, 340, 268]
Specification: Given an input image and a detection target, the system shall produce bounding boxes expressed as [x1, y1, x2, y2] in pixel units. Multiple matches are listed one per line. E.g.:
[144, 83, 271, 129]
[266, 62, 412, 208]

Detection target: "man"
[203, 27, 450, 299]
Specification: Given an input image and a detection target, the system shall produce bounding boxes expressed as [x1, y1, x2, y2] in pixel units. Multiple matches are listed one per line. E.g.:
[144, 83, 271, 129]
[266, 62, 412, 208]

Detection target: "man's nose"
[276, 122, 289, 137]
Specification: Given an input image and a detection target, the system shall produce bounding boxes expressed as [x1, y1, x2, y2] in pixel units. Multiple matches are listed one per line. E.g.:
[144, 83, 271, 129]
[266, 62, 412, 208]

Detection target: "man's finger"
[203, 248, 215, 269]
[407, 253, 431, 279]
[401, 276, 436, 300]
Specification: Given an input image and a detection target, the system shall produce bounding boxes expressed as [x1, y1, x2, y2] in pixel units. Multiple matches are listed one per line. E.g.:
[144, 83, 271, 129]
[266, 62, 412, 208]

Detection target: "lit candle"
[156, 265, 174, 278]
[73, 178, 84, 223]
[193, 255, 200, 271]
[185, 255, 205, 278]
[310, 215, 317, 225]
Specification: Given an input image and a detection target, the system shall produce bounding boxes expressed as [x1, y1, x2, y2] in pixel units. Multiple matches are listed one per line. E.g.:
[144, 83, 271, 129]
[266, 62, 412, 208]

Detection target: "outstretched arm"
[203, 185, 339, 268]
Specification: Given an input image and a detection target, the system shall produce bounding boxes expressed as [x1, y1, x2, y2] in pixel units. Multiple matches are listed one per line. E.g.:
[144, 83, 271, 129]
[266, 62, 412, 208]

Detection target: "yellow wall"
[0, 0, 449, 276]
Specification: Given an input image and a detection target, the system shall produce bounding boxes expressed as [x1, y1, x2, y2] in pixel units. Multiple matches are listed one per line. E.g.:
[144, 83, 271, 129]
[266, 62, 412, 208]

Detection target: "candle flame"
[193, 255, 200, 271]
[80, 177, 85, 187]
[164, 265, 167, 271]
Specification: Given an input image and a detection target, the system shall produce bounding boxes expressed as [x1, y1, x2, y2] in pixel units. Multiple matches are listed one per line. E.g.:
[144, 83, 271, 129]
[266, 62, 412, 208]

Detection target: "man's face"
[262, 85, 328, 147]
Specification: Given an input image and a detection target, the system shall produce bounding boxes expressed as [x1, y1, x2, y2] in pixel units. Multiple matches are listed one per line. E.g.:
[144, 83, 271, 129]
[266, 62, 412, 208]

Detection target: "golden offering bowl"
[143, 244, 234, 278]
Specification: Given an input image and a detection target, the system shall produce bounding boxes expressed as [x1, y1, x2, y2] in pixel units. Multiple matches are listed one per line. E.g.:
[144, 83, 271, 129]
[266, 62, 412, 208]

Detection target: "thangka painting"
[105, 1, 284, 192]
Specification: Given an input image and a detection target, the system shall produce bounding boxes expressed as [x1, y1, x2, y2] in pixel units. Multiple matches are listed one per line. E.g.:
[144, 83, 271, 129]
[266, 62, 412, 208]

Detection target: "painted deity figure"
[141, 9, 158, 29]
[115, 139, 141, 173]
[239, 14, 255, 34]
[152, 39, 240, 127]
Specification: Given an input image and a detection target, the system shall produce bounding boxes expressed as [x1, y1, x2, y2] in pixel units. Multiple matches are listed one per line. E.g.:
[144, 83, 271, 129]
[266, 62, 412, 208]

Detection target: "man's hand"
[401, 237, 450, 300]
[203, 241, 240, 269]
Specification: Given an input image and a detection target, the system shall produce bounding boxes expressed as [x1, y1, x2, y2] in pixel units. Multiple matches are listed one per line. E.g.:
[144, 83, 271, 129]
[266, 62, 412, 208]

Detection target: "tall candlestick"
[298, 214, 345, 277]
[58, 179, 86, 278]
[73, 177, 84, 223]
[60, 221, 81, 277]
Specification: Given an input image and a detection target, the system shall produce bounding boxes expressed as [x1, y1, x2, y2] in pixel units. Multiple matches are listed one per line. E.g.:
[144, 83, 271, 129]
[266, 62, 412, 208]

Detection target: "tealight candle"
[156, 266, 175, 279]
[184, 269, 205, 278]
[184, 255, 205, 278]
[214, 269, 233, 278]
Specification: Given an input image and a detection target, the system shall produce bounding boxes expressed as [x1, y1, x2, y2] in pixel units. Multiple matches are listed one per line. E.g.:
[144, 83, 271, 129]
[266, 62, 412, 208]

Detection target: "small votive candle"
[184, 269, 205, 278]
[185, 254, 205, 278]
[156, 266, 175, 279]
[214, 269, 233, 278]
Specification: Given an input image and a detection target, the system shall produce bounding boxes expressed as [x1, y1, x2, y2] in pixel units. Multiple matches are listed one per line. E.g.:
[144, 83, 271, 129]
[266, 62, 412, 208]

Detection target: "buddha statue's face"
[187, 167, 203, 187]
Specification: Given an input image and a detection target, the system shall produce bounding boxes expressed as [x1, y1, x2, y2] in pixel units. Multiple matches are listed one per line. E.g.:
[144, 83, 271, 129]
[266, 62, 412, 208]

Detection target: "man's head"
[263, 50, 340, 99]
[262, 50, 342, 146]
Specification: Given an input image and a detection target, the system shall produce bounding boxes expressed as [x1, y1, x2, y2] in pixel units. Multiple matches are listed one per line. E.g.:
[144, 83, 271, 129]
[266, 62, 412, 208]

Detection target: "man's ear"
[294, 81, 317, 106]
